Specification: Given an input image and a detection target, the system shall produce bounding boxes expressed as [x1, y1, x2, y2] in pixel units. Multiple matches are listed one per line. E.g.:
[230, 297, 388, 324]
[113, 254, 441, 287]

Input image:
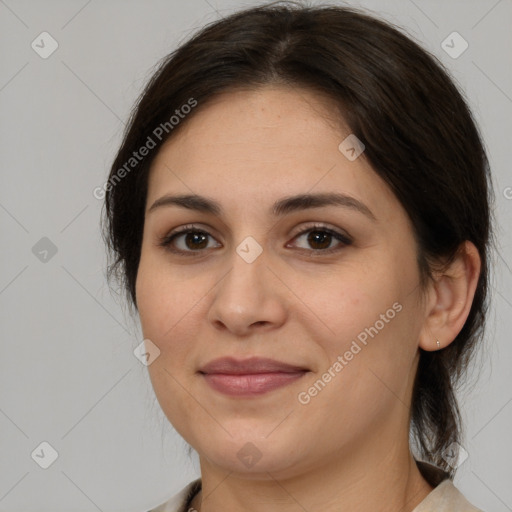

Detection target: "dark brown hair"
[103, 0, 494, 476]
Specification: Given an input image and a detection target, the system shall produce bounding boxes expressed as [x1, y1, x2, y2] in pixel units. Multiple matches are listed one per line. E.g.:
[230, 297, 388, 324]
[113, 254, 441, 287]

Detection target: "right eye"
[158, 225, 222, 255]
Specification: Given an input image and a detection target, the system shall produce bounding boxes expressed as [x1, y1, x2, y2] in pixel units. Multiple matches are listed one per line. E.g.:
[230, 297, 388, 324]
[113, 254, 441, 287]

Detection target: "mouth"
[198, 357, 310, 397]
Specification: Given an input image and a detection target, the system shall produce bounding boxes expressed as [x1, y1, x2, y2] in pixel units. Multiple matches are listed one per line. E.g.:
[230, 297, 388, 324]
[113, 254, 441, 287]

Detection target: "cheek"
[135, 259, 201, 437]
[296, 304, 416, 439]
[295, 262, 403, 346]
[136, 250, 199, 340]
[136, 265, 168, 341]
[293, 261, 418, 400]
[135, 251, 216, 389]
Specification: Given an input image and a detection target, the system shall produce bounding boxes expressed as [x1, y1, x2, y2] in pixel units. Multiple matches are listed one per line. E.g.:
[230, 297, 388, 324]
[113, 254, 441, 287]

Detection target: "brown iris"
[185, 232, 209, 250]
[307, 230, 332, 250]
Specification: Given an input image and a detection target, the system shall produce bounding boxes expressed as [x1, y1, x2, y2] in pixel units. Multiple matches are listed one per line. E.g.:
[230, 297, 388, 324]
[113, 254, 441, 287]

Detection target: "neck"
[189, 439, 433, 512]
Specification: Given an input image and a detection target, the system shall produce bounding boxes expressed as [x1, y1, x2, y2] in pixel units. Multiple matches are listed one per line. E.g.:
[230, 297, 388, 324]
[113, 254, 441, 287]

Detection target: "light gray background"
[0, 0, 511, 511]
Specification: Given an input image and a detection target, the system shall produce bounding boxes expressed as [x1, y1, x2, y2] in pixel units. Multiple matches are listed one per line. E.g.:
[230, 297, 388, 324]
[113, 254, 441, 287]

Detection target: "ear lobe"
[418, 241, 481, 352]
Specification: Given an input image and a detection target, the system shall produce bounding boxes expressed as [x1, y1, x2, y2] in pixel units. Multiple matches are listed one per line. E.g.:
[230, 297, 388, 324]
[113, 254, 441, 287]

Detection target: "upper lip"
[199, 357, 309, 375]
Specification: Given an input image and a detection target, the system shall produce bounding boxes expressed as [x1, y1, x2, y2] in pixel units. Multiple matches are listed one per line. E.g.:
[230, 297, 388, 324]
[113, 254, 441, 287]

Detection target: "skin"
[135, 85, 481, 512]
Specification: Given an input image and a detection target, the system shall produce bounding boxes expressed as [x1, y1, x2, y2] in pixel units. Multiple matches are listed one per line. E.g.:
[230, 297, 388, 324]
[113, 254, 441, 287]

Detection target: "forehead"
[146, 85, 399, 223]
[153, 85, 346, 165]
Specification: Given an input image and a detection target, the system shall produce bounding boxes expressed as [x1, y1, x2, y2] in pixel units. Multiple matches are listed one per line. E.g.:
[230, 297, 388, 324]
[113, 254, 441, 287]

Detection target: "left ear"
[418, 240, 482, 352]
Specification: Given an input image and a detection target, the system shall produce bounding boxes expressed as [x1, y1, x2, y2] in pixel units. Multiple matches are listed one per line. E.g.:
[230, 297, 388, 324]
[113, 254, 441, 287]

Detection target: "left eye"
[289, 227, 352, 252]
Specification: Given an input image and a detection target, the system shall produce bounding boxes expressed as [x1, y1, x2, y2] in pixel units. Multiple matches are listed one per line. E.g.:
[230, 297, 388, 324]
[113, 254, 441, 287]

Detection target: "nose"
[206, 246, 288, 336]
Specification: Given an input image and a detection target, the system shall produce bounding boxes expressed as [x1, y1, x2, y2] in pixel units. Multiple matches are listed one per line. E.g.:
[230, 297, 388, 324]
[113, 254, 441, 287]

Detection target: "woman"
[103, 2, 493, 511]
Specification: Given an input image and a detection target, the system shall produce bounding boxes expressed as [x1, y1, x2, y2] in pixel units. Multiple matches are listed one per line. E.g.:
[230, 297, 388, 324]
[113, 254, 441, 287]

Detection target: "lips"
[199, 356, 309, 375]
[198, 357, 309, 396]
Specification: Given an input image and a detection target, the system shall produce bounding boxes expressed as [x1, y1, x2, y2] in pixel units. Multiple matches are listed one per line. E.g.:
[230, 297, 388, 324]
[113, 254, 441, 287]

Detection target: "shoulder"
[413, 479, 485, 511]
[146, 479, 202, 512]
[414, 461, 485, 512]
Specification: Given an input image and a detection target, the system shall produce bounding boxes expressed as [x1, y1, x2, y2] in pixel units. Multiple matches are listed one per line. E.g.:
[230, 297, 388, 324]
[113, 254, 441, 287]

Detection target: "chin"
[191, 430, 309, 479]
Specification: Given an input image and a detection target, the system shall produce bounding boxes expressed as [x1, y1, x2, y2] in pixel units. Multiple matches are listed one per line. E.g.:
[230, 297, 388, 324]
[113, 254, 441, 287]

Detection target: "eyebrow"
[147, 192, 376, 221]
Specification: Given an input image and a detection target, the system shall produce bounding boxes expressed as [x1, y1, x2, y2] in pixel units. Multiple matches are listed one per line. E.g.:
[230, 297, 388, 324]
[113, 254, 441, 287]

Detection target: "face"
[136, 85, 428, 479]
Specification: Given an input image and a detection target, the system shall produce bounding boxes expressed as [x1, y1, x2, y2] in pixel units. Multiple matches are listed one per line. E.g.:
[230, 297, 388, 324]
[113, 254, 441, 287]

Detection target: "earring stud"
[436, 339, 441, 349]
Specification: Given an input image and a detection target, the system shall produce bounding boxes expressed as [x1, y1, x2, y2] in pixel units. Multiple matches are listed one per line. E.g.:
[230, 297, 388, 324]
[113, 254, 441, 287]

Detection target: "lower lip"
[201, 372, 307, 396]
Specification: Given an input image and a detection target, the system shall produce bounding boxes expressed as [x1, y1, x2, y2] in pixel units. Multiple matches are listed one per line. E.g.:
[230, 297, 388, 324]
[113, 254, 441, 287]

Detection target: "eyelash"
[158, 223, 353, 257]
